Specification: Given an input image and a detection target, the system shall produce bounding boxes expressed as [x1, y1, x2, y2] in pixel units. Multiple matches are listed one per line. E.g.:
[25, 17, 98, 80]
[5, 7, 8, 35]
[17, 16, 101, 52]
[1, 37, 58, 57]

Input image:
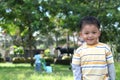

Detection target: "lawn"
[0, 63, 73, 80]
[0, 62, 120, 80]
[115, 62, 120, 80]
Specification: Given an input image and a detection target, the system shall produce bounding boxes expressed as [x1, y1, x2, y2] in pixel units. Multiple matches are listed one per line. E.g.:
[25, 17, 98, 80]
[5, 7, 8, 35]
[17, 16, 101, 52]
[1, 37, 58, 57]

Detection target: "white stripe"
[81, 64, 107, 67]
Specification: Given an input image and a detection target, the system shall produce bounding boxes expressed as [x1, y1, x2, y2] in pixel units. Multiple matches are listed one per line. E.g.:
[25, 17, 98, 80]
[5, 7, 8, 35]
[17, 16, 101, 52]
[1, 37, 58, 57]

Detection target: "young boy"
[72, 16, 115, 80]
[34, 52, 41, 72]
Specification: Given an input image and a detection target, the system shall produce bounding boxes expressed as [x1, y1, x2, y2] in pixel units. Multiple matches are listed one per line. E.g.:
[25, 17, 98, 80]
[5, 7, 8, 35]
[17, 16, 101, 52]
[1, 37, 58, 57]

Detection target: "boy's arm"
[108, 63, 116, 80]
[72, 49, 81, 80]
[72, 64, 82, 80]
[105, 45, 116, 80]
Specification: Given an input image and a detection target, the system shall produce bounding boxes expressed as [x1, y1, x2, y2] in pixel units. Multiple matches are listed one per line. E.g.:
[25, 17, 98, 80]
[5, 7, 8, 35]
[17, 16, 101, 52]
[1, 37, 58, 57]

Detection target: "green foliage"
[13, 46, 24, 55]
[37, 44, 46, 49]
[1, 0, 120, 61]
[44, 49, 50, 56]
[0, 23, 20, 36]
[20, 27, 28, 37]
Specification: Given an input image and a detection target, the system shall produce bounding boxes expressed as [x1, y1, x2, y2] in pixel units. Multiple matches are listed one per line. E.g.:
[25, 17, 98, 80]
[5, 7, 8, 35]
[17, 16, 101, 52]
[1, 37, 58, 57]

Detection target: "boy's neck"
[86, 42, 99, 47]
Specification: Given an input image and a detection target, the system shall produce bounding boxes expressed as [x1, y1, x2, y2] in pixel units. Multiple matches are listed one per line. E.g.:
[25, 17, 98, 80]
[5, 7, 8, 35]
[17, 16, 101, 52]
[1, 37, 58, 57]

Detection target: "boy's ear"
[99, 31, 101, 37]
[79, 32, 82, 37]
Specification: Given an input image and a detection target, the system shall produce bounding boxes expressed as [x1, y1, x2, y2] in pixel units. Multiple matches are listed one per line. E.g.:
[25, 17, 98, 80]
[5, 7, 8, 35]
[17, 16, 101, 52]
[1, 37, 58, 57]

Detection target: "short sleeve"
[72, 48, 81, 65]
[105, 45, 114, 64]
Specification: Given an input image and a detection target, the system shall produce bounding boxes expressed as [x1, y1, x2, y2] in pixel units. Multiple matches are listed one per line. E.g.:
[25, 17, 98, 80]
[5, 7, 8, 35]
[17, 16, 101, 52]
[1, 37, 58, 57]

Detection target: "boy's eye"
[84, 32, 89, 34]
[92, 32, 96, 34]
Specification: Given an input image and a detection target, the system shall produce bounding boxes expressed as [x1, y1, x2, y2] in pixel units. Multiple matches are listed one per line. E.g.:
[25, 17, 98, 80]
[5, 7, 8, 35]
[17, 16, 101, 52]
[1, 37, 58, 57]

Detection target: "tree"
[0, 0, 49, 65]
[1, 0, 120, 61]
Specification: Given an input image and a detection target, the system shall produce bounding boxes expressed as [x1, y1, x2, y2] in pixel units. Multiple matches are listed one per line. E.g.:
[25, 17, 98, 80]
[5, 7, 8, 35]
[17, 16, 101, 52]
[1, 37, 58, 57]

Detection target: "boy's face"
[80, 24, 101, 45]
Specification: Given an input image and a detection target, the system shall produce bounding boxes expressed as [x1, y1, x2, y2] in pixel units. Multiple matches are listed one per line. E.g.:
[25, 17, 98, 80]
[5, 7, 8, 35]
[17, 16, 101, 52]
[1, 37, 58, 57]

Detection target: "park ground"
[0, 62, 120, 80]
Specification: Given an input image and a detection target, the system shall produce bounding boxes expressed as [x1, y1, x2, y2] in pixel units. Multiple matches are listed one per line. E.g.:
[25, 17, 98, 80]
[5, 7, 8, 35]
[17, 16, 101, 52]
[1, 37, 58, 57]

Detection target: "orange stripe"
[72, 61, 81, 65]
[73, 53, 80, 57]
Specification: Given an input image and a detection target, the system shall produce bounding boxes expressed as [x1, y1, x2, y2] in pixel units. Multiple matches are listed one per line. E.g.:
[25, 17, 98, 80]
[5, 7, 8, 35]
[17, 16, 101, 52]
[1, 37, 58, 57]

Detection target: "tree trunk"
[28, 26, 34, 66]
[66, 33, 70, 56]
[55, 34, 59, 47]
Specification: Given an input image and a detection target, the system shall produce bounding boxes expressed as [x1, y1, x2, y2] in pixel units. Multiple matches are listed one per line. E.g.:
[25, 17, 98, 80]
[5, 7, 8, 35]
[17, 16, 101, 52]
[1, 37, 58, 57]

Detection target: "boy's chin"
[86, 42, 98, 45]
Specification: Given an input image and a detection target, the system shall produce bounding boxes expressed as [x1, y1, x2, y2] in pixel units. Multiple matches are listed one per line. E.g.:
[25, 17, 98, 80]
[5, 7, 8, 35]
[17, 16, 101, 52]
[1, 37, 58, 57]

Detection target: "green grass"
[0, 63, 73, 80]
[0, 62, 120, 80]
[115, 62, 120, 80]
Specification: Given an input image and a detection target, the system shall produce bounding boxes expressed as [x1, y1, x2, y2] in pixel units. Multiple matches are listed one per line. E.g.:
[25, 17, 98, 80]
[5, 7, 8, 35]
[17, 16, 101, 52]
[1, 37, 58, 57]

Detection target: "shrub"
[44, 49, 50, 57]
[26, 57, 35, 63]
[25, 57, 31, 63]
[55, 59, 70, 65]
[0, 57, 5, 62]
[62, 56, 71, 60]
[13, 46, 24, 57]
[55, 55, 72, 65]
[44, 57, 54, 64]
[0, 53, 2, 57]
[12, 57, 25, 63]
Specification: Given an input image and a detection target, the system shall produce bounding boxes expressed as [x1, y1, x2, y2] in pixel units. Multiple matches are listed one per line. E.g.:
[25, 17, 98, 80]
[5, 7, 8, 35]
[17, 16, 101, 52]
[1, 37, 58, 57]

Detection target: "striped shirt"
[72, 42, 114, 80]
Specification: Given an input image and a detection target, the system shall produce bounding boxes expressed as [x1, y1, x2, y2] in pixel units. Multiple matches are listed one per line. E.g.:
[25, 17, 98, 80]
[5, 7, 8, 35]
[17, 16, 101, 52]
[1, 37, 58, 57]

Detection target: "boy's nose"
[88, 33, 93, 37]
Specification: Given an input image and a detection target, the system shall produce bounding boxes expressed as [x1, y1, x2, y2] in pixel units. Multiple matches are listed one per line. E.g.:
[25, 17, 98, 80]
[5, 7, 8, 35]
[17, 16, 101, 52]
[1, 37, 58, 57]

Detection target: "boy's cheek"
[81, 35, 87, 39]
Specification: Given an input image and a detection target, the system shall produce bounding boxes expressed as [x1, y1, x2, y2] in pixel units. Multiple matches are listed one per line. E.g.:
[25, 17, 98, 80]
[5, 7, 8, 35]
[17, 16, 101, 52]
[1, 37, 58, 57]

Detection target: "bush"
[25, 57, 31, 63]
[44, 57, 54, 64]
[26, 57, 35, 63]
[62, 56, 71, 60]
[12, 57, 26, 63]
[55, 59, 70, 65]
[55, 55, 71, 65]
[44, 49, 50, 56]
[0, 57, 5, 62]
[0, 53, 2, 57]
[13, 46, 24, 57]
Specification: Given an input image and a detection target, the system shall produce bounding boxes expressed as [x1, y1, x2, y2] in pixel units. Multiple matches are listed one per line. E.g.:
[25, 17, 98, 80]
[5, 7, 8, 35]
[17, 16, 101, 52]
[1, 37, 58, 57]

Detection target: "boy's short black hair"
[35, 51, 40, 55]
[79, 16, 100, 30]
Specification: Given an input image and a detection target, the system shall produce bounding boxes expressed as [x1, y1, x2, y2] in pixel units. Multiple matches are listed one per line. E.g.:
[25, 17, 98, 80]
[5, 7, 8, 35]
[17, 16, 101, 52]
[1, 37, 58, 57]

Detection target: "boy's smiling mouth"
[87, 39, 94, 41]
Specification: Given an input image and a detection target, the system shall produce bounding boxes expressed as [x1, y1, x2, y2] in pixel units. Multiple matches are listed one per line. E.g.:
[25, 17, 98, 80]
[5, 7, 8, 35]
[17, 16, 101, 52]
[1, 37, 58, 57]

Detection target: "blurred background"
[0, 0, 120, 64]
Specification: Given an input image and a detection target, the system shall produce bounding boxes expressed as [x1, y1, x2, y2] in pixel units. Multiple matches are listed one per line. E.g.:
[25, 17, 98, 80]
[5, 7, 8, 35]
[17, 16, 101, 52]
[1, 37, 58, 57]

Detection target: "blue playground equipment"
[41, 58, 47, 71]
[41, 58, 52, 73]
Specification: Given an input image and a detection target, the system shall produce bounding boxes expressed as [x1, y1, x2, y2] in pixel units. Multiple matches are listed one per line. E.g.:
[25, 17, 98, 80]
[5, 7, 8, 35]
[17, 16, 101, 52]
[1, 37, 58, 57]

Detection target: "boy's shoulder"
[96, 42, 111, 51]
[97, 42, 110, 48]
[76, 42, 110, 50]
[75, 43, 87, 53]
